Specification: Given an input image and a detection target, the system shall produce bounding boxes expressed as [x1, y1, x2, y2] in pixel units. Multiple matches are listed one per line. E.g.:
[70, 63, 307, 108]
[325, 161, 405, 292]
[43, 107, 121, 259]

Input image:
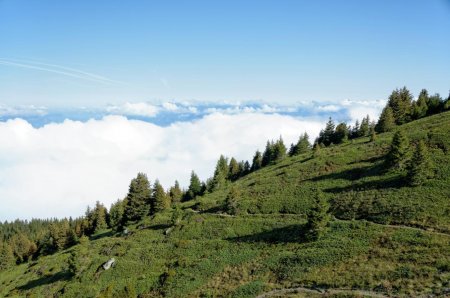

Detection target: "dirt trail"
[256, 286, 390, 298]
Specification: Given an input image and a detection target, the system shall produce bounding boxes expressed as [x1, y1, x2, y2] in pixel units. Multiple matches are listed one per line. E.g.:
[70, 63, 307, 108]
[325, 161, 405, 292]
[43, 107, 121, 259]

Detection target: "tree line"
[1, 86, 448, 270]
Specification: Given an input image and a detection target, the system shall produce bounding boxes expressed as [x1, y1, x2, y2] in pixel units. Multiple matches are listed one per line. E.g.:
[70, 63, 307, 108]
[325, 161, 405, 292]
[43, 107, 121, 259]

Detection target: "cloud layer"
[0, 112, 326, 221]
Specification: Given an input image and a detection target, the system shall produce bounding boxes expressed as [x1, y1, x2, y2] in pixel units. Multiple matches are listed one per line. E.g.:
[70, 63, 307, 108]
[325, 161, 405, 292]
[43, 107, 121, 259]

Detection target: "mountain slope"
[1, 111, 449, 298]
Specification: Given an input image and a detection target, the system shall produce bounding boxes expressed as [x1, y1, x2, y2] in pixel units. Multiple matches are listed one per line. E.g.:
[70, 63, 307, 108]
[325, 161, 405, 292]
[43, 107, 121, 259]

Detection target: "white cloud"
[162, 102, 178, 111]
[0, 113, 323, 221]
[317, 105, 341, 112]
[106, 102, 159, 117]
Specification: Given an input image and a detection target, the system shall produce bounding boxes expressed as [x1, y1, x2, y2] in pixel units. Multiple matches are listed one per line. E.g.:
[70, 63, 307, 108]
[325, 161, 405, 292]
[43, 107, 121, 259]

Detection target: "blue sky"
[1, 0, 449, 108]
[0, 0, 449, 220]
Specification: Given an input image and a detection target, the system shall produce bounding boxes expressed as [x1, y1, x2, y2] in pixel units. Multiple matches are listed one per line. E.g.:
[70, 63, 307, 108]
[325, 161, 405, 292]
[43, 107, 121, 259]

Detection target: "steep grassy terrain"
[1, 112, 449, 298]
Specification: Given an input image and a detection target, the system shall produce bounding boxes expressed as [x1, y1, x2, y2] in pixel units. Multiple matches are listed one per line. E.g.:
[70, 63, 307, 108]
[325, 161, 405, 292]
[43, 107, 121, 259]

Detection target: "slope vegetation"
[1, 112, 449, 298]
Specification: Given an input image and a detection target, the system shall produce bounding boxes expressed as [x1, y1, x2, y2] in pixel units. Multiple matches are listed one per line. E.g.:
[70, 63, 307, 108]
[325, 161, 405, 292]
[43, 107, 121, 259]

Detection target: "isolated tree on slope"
[376, 106, 395, 133]
[225, 187, 241, 216]
[152, 179, 170, 213]
[123, 173, 151, 223]
[305, 190, 330, 241]
[407, 140, 433, 186]
[386, 130, 410, 170]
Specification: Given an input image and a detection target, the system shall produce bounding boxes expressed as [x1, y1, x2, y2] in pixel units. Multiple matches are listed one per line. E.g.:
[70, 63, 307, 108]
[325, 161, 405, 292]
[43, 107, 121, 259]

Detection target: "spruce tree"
[407, 140, 432, 186]
[272, 136, 287, 162]
[334, 122, 349, 143]
[169, 181, 183, 204]
[123, 173, 151, 223]
[109, 199, 125, 231]
[370, 126, 376, 142]
[411, 89, 429, 119]
[225, 187, 241, 215]
[387, 87, 413, 124]
[228, 157, 240, 181]
[262, 140, 275, 166]
[297, 132, 310, 153]
[211, 155, 229, 190]
[243, 160, 251, 175]
[152, 180, 170, 213]
[305, 190, 330, 241]
[313, 142, 321, 157]
[386, 130, 410, 170]
[93, 201, 108, 232]
[318, 117, 335, 146]
[251, 150, 263, 171]
[0, 243, 15, 269]
[376, 106, 395, 133]
[186, 171, 202, 200]
[359, 115, 370, 137]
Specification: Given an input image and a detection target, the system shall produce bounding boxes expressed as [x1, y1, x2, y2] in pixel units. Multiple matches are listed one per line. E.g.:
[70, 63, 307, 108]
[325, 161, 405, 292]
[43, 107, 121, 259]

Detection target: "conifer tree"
[407, 140, 433, 186]
[169, 181, 183, 204]
[318, 117, 335, 146]
[225, 187, 241, 215]
[297, 132, 311, 154]
[272, 136, 287, 162]
[387, 87, 413, 124]
[211, 155, 229, 190]
[152, 180, 170, 213]
[186, 171, 202, 200]
[251, 150, 263, 171]
[228, 157, 240, 181]
[0, 243, 15, 269]
[426, 93, 444, 115]
[359, 115, 370, 137]
[262, 140, 275, 166]
[123, 173, 151, 223]
[305, 190, 330, 241]
[109, 199, 125, 231]
[370, 126, 376, 142]
[386, 130, 410, 170]
[93, 201, 108, 232]
[334, 122, 349, 143]
[376, 106, 396, 133]
[243, 160, 251, 175]
[411, 89, 429, 119]
[313, 142, 321, 157]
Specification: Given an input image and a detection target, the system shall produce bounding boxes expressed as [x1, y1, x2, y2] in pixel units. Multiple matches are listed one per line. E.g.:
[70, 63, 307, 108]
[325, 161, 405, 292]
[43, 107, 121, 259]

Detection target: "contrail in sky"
[0, 58, 124, 85]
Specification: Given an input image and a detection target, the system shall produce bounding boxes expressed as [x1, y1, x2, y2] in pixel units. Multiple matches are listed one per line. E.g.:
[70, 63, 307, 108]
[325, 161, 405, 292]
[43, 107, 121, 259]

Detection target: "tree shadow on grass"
[310, 163, 385, 183]
[324, 175, 405, 194]
[16, 270, 71, 291]
[226, 224, 307, 244]
[90, 230, 114, 241]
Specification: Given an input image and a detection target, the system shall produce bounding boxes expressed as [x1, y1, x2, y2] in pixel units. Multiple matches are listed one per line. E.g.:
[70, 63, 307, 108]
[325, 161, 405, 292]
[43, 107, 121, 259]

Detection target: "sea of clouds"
[0, 100, 384, 220]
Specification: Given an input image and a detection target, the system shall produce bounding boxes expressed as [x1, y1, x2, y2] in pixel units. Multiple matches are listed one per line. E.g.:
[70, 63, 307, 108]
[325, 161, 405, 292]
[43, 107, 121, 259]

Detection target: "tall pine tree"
[386, 130, 410, 170]
[407, 140, 433, 186]
[123, 173, 151, 223]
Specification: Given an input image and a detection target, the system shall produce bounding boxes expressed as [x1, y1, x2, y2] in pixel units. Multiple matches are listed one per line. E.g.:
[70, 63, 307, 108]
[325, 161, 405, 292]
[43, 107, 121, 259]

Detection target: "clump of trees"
[376, 87, 449, 133]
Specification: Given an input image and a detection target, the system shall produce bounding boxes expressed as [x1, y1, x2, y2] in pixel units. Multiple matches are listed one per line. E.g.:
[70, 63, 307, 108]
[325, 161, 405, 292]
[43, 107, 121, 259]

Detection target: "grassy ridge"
[0, 111, 449, 297]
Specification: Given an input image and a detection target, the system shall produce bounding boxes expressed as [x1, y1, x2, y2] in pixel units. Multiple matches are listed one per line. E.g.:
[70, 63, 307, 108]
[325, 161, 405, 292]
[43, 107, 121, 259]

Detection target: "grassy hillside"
[1, 112, 449, 298]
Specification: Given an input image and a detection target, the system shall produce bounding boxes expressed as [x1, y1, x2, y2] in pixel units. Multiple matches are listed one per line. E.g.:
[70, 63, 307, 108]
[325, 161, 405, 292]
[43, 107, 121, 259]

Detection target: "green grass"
[1, 111, 449, 297]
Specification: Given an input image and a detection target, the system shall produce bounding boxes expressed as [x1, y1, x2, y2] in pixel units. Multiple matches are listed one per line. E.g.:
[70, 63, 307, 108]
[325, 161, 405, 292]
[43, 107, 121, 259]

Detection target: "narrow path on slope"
[256, 286, 390, 298]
